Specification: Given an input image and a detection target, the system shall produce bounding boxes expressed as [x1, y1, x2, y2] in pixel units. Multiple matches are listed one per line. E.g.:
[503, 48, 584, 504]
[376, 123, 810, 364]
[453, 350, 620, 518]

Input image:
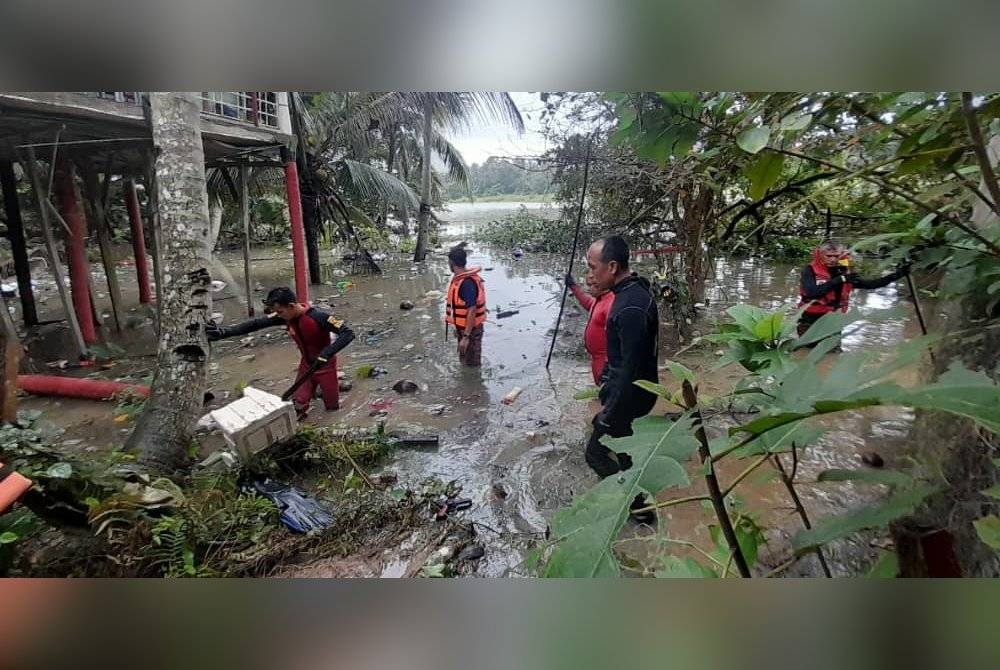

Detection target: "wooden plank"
[22, 146, 87, 358]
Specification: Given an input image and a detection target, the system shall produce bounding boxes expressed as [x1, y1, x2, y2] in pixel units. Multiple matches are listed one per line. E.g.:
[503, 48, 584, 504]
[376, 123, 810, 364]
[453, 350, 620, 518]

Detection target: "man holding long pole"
[584, 235, 660, 523]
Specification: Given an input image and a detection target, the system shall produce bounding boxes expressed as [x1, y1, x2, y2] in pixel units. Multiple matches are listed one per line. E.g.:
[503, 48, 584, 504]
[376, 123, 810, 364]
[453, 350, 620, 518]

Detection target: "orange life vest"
[445, 268, 487, 329]
[798, 251, 853, 317]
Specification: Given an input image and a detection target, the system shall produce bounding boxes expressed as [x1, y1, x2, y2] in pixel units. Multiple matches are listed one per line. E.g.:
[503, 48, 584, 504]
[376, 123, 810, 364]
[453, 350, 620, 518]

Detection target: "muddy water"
[14, 202, 926, 576]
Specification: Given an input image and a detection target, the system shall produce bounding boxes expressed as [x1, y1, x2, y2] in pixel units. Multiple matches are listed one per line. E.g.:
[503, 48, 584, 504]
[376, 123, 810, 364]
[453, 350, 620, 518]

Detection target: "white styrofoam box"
[209, 387, 297, 459]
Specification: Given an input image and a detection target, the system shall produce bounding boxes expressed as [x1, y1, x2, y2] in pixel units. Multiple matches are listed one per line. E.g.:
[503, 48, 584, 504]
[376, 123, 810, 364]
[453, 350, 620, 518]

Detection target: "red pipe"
[283, 149, 309, 303]
[18, 375, 149, 401]
[53, 161, 98, 344]
[126, 179, 153, 304]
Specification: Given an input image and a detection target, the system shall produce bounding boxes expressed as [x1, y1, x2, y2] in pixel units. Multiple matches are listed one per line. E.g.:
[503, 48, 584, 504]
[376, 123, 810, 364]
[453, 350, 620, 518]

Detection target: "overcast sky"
[443, 92, 551, 165]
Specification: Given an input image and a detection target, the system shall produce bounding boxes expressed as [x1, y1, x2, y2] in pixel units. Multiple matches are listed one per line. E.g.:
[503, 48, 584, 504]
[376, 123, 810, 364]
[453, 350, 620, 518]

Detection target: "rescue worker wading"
[445, 246, 486, 367]
[207, 287, 355, 419]
[797, 241, 909, 337]
[584, 235, 660, 524]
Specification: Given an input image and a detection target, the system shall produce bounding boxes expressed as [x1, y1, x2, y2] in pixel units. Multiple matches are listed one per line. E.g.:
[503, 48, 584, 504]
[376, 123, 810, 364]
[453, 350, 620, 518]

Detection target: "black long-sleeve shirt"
[597, 274, 659, 436]
[800, 266, 904, 306]
[216, 308, 355, 361]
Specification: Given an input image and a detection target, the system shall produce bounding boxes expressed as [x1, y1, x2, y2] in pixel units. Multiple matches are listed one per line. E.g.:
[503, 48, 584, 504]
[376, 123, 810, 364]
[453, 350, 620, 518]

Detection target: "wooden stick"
[682, 380, 752, 578]
[81, 160, 125, 331]
[22, 146, 87, 358]
[771, 450, 832, 578]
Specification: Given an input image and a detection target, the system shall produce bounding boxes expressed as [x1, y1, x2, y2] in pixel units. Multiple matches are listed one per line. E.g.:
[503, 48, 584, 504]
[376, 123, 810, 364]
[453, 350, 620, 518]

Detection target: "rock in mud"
[400, 300, 415, 310]
[861, 451, 885, 468]
[392, 379, 419, 394]
[339, 379, 353, 392]
[427, 404, 447, 416]
[491, 483, 508, 500]
[457, 545, 485, 562]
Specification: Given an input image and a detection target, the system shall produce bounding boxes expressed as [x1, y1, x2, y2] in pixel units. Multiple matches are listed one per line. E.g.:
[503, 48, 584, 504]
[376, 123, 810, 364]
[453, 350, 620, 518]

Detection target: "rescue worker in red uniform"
[565, 272, 613, 385]
[445, 247, 487, 367]
[797, 242, 908, 337]
[207, 287, 355, 419]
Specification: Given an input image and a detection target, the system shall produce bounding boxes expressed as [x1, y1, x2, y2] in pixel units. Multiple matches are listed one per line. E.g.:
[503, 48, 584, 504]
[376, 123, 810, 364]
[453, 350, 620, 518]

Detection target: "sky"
[444, 92, 551, 165]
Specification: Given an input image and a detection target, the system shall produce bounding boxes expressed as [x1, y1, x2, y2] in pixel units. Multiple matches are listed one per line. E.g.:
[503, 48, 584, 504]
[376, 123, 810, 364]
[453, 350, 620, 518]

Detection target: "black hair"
[448, 246, 467, 268]
[264, 286, 297, 306]
[598, 235, 629, 270]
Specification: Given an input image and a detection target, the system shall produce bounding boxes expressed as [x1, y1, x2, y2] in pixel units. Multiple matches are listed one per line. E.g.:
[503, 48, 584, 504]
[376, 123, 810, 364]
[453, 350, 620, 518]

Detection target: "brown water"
[12, 202, 928, 576]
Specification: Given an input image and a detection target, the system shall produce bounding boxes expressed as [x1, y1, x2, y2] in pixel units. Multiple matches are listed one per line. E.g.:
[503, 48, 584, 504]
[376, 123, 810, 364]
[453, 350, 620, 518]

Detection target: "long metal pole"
[545, 135, 593, 369]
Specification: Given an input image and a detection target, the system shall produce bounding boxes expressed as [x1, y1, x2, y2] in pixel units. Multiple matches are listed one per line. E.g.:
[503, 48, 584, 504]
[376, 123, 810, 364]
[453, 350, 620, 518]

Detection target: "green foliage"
[817, 468, 913, 487]
[791, 486, 941, 554]
[736, 127, 770, 155]
[973, 516, 1000, 549]
[700, 304, 850, 373]
[543, 297, 1000, 578]
[0, 509, 39, 574]
[543, 415, 699, 577]
[657, 555, 718, 578]
[473, 205, 575, 253]
[745, 151, 785, 200]
[867, 551, 900, 578]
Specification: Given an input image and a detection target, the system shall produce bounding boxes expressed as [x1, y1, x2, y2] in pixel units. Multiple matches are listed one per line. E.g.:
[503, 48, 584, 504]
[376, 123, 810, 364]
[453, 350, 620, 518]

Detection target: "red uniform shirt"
[571, 284, 613, 385]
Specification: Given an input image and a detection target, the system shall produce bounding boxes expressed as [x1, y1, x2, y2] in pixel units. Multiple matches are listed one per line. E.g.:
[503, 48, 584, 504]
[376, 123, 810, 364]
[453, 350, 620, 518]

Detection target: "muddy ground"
[8, 202, 929, 576]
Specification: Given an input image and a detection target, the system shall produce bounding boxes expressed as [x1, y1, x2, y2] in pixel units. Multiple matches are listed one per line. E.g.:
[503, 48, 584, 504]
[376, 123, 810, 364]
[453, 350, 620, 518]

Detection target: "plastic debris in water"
[502, 387, 523, 405]
[252, 480, 334, 533]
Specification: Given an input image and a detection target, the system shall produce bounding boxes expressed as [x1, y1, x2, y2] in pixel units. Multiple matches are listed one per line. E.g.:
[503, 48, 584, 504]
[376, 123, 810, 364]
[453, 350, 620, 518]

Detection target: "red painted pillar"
[53, 160, 98, 344]
[125, 179, 153, 304]
[282, 147, 309, 303]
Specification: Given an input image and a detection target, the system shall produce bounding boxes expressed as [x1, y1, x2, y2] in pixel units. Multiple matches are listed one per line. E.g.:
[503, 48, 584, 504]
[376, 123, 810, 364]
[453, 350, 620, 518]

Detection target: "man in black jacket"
[584, 236, 660, 494]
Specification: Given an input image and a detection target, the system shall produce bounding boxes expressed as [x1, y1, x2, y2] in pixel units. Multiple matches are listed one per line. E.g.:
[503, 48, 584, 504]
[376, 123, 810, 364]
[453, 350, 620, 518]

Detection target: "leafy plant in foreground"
[542, 308, 1000, 577]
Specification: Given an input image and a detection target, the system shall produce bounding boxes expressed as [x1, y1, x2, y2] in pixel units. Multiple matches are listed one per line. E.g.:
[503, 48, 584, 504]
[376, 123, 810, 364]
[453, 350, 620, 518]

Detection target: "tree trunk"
[80, 162, 125, 332]
[0, 293, 22, 423]
[413, 99, 434, 262]
[126, 93, 213, 474]
[301, 175, 322, 284]
[678, 185, 715, 303]
[288, 94, 323, 284]
[0, 158, 38, 326]
[239, 164, 255, 318]
[892, 134, 1000, 577]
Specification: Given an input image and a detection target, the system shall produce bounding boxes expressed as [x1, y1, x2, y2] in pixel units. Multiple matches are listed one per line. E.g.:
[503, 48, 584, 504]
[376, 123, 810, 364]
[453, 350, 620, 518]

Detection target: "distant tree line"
[443, 156, 552, 199]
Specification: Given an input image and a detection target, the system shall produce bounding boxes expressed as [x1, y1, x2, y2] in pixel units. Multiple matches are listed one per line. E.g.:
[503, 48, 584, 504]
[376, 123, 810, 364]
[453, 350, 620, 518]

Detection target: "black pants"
[585, 427, 634, 479]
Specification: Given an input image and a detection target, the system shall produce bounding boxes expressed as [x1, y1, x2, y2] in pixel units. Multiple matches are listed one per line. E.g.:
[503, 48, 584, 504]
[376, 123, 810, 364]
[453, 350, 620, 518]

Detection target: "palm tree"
[127, 92, 214, 472]
[331, 92, 524, 261]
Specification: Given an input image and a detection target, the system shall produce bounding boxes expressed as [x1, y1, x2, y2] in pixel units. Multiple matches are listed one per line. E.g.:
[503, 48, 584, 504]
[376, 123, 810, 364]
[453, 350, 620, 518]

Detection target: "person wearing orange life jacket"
[797, 241, 909, 337]
[207, 287, 355, 419]
[445, 246, 486, 367]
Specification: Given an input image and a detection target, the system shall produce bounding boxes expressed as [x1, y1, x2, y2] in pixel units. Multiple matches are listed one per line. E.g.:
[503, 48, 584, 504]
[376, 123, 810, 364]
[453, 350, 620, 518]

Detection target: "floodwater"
[13, 201, 928, 576]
